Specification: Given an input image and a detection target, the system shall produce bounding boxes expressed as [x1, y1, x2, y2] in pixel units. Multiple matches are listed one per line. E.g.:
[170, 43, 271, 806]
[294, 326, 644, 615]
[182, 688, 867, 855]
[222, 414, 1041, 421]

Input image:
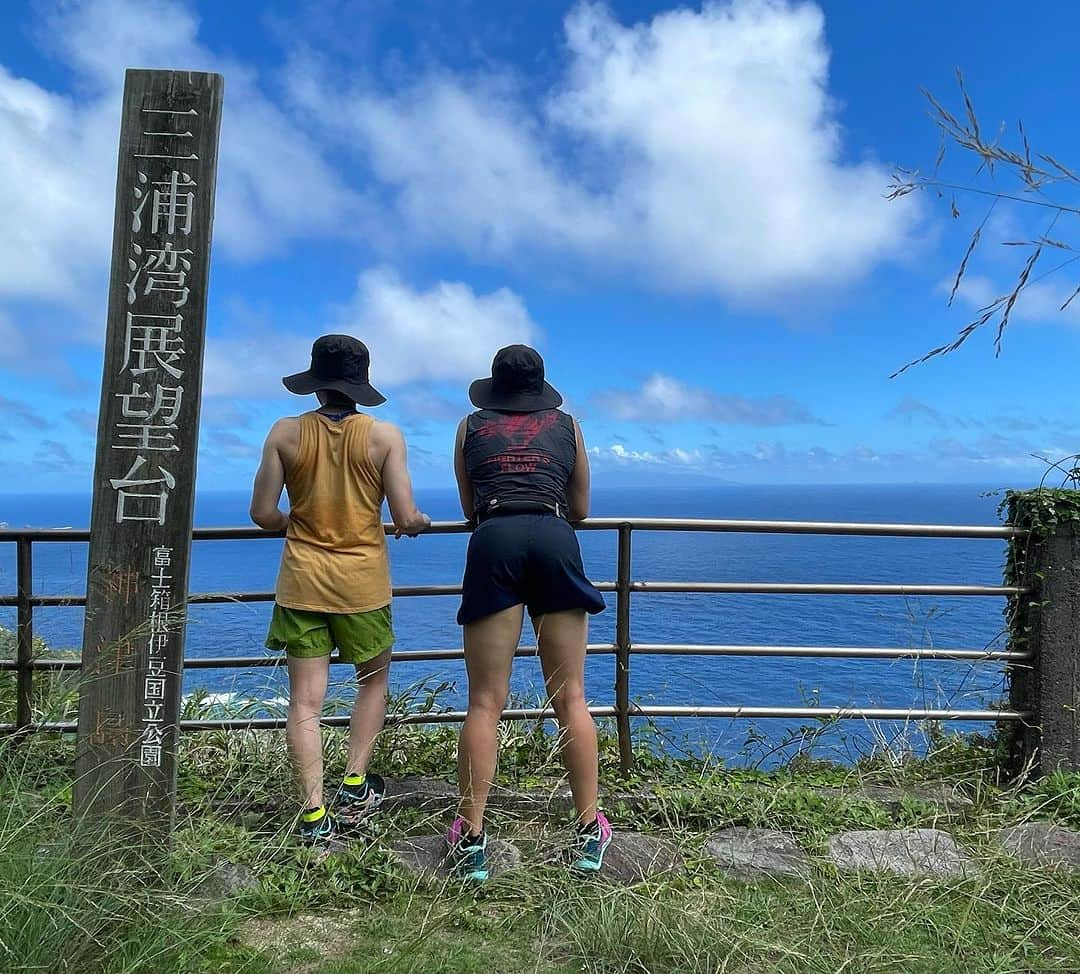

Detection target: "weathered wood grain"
[74, 69, 223, 835]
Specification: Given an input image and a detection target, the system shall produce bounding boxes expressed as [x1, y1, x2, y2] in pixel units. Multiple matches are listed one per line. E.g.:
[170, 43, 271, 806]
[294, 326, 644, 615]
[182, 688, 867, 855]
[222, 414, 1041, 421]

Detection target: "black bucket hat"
[282, 335, 386, 406]
[469, 345, 562, 413]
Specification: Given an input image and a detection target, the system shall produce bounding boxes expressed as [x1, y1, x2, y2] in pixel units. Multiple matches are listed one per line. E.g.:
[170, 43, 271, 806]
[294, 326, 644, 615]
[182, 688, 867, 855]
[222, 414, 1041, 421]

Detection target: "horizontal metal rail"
[0, 517, 1026, 543]
[0, 641, 1028, 672]
[180, 706, 623, 730]
[0, 579, 1022, 609]
[583, 518, 1025, 539]
[0, 701, 1030, 737]
[629, 705, 1028, 721]
[0, 644, 619, 671]
[631, 644, 1031, 661]
[0, 707, 619, 735]
[632, 582, 1022, 596]
[0, 585, 474, 608]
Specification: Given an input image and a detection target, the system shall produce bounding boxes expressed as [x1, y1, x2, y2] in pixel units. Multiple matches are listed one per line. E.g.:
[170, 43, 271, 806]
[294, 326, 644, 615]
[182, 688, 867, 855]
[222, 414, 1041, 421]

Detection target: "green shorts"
[266, 604, 394, 664]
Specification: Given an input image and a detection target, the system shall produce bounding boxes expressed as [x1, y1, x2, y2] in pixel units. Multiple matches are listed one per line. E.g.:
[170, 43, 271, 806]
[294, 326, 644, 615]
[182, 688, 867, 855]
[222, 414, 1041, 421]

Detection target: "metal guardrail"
[0, 517, 1033, 771]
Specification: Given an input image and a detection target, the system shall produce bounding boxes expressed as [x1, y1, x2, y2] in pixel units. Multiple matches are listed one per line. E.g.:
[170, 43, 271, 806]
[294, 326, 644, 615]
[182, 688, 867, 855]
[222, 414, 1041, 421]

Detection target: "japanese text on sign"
[139, 545, 174, 767]
[109, 105, 201, 526]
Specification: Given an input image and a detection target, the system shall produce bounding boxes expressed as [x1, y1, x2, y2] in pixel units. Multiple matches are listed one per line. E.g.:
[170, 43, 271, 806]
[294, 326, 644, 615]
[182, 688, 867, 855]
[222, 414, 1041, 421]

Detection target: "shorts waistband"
[475, 500, 564, 524]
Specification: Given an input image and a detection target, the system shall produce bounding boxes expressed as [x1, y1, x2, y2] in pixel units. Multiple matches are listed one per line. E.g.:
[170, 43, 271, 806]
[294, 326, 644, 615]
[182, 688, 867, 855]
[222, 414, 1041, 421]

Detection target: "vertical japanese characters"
[105, 106, 202, 768]
[113, 107, 199, 768]
[140, 545, 173, 767]
[109, 109, 199, 528]
[75, 70, 222, 826]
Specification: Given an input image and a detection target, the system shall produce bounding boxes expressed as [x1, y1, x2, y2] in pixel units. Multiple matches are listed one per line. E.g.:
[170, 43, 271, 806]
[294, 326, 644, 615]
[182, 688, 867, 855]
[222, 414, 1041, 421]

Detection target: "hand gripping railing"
[0, 517, 1032, 773]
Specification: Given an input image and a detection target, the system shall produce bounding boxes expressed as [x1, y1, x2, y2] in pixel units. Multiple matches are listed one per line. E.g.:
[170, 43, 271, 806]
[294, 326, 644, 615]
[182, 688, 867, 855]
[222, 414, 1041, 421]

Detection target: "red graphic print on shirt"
[475, 411, 561, 474]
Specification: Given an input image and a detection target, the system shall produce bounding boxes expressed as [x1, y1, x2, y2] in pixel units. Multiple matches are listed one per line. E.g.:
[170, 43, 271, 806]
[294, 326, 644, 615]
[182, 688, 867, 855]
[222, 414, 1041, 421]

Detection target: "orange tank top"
[275, 411, 391, 614]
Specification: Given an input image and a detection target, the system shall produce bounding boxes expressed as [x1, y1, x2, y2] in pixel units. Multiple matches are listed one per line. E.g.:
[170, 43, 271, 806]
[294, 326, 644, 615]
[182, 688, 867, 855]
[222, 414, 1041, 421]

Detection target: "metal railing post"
[15, 538, 33, 734]
[615, 524, 633, 776]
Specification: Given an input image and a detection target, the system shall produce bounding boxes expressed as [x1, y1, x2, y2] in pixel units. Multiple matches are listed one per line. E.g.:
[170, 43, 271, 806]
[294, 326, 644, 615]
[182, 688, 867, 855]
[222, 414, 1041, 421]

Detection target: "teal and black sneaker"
[447, 817, 489, 882]
[570, 812, 613, 872]
[334, 772, 385, 825]
[297, 806, 337, 844]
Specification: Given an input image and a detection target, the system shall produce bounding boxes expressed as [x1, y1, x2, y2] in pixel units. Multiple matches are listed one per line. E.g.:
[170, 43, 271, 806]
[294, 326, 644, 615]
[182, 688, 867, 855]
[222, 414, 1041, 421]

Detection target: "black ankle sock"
[576, 816, 598, 833]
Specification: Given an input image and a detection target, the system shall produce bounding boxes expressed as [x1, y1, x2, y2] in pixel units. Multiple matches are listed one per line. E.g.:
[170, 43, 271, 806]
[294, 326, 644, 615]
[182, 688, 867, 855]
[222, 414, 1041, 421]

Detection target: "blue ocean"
[0, 485, 1014, 763]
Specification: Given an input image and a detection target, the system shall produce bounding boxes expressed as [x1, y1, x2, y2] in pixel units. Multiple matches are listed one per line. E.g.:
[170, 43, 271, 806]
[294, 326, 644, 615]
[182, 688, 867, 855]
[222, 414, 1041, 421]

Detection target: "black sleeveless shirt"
[462, 409, 577, 519]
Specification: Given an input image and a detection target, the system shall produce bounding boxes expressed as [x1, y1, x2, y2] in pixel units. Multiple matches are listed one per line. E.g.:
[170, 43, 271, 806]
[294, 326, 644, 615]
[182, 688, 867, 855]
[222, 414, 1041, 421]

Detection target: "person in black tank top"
[446, 346, 611, 880]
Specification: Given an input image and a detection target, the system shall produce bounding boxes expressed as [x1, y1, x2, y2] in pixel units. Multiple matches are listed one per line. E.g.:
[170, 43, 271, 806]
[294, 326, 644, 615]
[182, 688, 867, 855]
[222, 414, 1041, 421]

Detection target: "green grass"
[219, 853, 1080, 974]
[548, 866, 1080, 974]
[3, 644, 1080, 973]
[0, 743, 266, 974]
[7, 723, 1072, 974]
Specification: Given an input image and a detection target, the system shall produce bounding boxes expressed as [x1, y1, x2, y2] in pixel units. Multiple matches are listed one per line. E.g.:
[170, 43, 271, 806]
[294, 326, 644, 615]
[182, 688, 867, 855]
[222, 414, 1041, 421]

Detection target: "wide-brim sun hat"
[468, 344, 562, 412]
[282, 334, 386, 406]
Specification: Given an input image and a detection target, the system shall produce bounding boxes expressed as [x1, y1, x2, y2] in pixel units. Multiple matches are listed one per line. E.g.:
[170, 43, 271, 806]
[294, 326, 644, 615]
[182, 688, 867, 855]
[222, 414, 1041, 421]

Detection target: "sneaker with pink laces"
[571, 811, 612, 872]
[447, 816, 488, 881]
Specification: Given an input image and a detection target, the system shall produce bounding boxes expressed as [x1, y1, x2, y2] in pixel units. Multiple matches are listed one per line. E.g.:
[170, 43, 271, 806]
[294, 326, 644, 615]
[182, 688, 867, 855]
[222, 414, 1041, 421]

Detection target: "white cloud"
[293, 0, 916, 299]
[589, 442, 704, 466]
[337, 75, 613, 259]
[51, 0, 362, 261]
[597, 373, 821, 425]
[202, 268, 538, 398]
[949, 273, 1080, 327]
[0, 66, 115, 306]
[0, 0, 359, 321]
[928, 434, 1063, 468]
[341, 269, 540, 386]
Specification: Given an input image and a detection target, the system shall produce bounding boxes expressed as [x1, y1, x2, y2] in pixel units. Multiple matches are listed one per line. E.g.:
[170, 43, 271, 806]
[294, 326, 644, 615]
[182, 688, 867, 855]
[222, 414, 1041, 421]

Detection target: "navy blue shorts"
[457, 514, 606, 626]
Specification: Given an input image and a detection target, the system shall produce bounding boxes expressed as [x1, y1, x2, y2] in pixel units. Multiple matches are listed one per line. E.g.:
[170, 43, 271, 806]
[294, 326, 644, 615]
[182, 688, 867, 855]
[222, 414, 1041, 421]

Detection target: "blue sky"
[1, 0, 1079, 491]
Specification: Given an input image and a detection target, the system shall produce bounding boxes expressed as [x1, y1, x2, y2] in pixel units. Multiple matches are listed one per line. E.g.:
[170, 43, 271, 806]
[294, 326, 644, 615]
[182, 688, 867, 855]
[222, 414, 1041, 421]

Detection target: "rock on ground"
[998, 822, 1080, 872]
[598, 831, 683, 885]
[705, 827, 812, 881]
[828, 828, 974, 880]
[382, 777, 458, 812]
[191, 860, 258, 901]
[390, 834, 522, 879]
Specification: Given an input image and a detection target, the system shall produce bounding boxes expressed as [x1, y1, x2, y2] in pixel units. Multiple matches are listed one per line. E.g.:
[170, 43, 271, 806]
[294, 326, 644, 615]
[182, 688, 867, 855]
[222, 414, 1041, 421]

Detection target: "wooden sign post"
[74, 69, 223, 835]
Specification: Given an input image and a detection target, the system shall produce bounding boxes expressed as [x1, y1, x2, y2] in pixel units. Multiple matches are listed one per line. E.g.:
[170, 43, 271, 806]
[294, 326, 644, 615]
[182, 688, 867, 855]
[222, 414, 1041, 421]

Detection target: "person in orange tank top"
[250, 335, 430, 843]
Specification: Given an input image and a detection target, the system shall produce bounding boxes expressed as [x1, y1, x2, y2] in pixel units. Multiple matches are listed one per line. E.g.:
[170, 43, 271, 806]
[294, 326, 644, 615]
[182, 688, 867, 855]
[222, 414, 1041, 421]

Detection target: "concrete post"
[1009, 520, 1080, 775]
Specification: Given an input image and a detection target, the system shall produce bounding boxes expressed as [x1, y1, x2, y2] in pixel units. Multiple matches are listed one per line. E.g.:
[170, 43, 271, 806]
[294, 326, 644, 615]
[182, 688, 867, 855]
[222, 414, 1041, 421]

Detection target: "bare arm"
[453, 418, 475, 522]
[250, 422, 290, 532]
[566, 418, 591, 522]
[380, 424, 430, 538]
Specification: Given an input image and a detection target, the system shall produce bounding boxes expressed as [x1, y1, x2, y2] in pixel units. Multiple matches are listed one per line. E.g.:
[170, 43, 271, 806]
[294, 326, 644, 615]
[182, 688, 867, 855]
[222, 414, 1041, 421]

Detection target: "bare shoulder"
[267, 416, 301, 448]
[369, 418, 404, 449]
[368, 418, 405, 471]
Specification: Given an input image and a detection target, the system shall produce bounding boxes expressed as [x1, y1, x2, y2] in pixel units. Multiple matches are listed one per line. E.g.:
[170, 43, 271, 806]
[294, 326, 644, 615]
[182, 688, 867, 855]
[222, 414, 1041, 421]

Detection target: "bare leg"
[536, 610, 598, 824]
[286, 654, 330, 809]
[346, 649, 391, 776]
[458, 604, 522, 834]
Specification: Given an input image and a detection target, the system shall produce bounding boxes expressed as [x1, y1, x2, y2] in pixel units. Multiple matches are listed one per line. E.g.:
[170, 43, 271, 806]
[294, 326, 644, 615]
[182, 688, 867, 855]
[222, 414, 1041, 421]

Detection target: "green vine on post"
[998, 457, 1080, 776]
